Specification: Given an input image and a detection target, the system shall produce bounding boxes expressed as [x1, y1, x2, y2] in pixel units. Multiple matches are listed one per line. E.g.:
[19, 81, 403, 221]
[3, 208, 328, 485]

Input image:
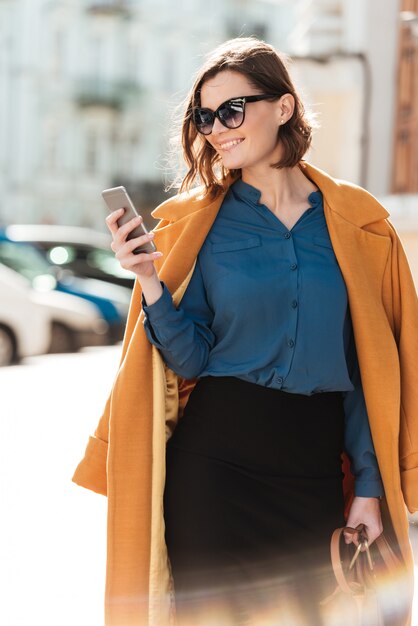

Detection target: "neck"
[241, 162, 317, 209]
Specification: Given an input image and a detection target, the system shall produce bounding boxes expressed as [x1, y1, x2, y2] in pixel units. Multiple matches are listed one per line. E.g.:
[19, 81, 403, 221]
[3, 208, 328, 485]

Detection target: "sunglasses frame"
[192, 94, 281, 135]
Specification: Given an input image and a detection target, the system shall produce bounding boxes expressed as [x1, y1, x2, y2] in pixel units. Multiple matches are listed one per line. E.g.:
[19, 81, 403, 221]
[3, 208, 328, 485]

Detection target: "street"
[0, 347, 117, 626]
[0, 347, 417, 626]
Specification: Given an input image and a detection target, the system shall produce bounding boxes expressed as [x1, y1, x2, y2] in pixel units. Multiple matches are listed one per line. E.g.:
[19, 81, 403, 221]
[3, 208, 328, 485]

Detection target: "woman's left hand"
[344, 496, 383, 549]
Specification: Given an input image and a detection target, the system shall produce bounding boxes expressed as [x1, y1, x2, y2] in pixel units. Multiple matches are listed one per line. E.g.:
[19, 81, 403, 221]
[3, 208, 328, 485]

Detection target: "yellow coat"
[73, 161, 418, 626]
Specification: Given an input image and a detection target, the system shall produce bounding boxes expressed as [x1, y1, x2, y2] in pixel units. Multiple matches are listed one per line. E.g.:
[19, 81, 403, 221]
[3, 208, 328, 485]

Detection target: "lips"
[218, 138, 244, 151]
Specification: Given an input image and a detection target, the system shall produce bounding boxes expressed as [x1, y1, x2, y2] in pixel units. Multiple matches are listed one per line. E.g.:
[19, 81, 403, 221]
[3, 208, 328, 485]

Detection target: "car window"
[0, 241, 54, 280]
[0, 241, 57, 291]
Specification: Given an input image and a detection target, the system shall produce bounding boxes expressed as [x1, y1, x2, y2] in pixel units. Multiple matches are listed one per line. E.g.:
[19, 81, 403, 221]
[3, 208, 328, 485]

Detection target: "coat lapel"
[299, 162, 392, 302]
[324, 209, 391, 302]
[152, 192, 228, 303]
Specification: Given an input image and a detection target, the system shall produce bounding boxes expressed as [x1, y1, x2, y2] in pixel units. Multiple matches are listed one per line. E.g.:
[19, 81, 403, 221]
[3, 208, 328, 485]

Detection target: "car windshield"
[0, 240, 55, 281]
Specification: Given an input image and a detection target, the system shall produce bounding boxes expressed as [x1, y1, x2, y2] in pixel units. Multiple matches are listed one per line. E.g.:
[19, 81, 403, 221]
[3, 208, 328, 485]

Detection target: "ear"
[275, 93, 295, 125]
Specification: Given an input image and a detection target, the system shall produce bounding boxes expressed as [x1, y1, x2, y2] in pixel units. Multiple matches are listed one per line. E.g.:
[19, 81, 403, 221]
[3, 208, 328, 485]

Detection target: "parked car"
[0, 263, 108, 364]
[31, 282, 109, 353]
[0, 232, 131, 343]
[5, 224, 135, 289]
[0, 264, 51, 365]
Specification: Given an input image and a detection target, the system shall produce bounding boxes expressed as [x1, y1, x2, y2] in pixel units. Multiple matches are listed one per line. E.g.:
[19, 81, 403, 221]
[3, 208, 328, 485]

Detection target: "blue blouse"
[143, 179, 383, 497]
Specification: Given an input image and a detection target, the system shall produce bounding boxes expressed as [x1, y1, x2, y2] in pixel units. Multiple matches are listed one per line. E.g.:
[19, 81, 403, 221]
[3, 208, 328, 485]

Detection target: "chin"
[220, 156, 247, 170]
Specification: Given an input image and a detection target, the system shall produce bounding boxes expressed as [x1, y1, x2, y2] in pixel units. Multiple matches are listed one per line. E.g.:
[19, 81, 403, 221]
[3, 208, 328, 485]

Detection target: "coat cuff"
[401, 466, 418, 514]
[72, 435, 108, 496]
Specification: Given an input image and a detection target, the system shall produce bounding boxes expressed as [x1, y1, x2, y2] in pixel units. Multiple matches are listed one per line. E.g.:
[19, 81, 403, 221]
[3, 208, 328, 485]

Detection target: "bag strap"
[330, 527, 363, 594]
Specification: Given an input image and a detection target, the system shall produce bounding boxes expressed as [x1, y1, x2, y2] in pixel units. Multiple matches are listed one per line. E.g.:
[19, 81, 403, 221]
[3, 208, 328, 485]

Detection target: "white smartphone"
[101, 186, 157, 254]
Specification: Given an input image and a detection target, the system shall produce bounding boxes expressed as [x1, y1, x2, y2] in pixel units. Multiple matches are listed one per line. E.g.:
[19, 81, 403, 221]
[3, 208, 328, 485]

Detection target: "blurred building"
[0, 0, 416, 232]
[389, 0, 418, 289]
[392, 0, 418, 193]
[284, 0, 400, 196]
[379, 193, 418, 289]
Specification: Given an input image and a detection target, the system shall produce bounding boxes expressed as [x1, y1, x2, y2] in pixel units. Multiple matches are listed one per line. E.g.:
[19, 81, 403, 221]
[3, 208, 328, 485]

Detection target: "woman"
[73, 38, 418, 626]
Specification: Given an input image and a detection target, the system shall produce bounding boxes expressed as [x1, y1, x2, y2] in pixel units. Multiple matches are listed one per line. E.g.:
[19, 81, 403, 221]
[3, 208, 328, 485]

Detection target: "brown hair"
[171, 37, 315, 199]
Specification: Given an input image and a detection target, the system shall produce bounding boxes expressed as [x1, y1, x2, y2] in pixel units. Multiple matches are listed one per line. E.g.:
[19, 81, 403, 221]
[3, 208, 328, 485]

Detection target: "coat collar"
[152, 160, 390, 228]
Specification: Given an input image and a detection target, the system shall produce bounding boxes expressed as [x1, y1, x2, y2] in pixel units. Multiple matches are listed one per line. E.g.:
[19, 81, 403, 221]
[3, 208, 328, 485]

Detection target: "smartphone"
[101, 186, 157, 254]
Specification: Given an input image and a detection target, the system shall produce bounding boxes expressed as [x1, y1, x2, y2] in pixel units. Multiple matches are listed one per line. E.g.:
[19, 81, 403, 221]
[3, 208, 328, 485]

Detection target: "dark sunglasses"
[192, 94, 280, 135]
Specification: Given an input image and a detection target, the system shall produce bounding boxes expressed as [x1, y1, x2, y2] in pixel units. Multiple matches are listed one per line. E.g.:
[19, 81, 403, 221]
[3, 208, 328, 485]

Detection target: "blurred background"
[0, 0, 418, 226]
[0, 1, 418, 625]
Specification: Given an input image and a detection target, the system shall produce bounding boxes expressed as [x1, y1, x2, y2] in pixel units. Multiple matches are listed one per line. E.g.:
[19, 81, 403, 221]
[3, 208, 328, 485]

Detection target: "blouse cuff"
[142, 281, 174, 322]
[354, 478, 384, 498]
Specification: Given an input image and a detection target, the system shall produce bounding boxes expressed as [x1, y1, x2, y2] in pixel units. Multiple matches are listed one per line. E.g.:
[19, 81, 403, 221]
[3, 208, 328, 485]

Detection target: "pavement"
[0, 347, 114, 626]
[0, 346, 416, 626]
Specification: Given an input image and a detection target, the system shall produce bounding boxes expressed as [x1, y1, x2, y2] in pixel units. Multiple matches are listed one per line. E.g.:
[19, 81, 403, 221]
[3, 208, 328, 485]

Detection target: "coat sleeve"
[388, 223, 418, 513]
[71, 217, 171, 496]
[71, 278, 144, 495]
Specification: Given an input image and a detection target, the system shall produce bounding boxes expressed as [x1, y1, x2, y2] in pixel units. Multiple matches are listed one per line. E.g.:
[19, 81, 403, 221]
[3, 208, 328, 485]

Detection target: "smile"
[218, 138, 244, 151]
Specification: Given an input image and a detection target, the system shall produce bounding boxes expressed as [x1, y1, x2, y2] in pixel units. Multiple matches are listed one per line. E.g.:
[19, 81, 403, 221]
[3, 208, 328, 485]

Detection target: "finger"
[114, 215, 145, 246]
[364, 526, 383, 547]
[347, 536, 359, 548]
[343, 527, 362, 546]
[343, 529, 355, 544]
[115, 232, 156, 257]
[105, 208, 125, 233]
[119, 250, 163, 270]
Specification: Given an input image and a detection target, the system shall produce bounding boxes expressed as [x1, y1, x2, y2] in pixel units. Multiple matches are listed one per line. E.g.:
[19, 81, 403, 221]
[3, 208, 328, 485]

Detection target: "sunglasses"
[192, 94, 280, 135]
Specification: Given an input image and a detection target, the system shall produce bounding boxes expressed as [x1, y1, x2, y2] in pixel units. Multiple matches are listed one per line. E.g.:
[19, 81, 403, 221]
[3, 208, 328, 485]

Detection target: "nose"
[211, 116, 227, 135]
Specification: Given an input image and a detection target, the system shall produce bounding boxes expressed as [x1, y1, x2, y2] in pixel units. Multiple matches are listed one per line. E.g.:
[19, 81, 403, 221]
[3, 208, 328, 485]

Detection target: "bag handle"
[330, 526, 363, 594]
[329, 524, 402, 595]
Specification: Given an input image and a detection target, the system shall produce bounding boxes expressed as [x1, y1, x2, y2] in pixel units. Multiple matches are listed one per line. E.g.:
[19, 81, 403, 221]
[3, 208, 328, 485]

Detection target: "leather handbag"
[319, 524, 409, 626]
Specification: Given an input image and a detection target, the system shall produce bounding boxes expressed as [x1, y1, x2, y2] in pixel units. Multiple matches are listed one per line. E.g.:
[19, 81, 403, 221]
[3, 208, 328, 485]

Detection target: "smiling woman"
[73, 37, 418, 626]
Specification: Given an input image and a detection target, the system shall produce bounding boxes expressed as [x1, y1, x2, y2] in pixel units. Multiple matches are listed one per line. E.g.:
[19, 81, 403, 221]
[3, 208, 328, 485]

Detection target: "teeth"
[219, 139, 243, 150]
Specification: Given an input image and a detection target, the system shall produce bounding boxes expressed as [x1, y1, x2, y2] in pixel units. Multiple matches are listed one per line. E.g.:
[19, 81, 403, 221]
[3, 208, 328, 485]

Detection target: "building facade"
[0, 0, 407, 228]
[392, 0, 418, 193]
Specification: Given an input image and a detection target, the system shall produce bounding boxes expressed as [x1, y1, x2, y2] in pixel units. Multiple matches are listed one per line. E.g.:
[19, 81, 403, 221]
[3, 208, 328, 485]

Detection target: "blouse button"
[290, 263, 298, 270]
[284, 232, 291, 239]
[288, 339, 295, 348]
[291, 300, 298, 308]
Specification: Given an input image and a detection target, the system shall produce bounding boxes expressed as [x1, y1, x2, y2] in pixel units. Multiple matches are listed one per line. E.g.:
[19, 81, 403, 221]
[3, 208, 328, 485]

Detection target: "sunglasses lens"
[193, 109, 214, 135]
[193, 99, 246, 134]
[219, 101, 244, 129]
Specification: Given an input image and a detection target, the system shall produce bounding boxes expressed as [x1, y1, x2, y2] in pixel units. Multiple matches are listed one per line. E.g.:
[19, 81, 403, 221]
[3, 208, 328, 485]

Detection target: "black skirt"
[164, 376, 346, 625]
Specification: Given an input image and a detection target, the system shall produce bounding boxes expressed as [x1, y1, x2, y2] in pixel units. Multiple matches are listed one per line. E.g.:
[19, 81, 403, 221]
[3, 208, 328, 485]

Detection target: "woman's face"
[199, 70, 292, 172]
